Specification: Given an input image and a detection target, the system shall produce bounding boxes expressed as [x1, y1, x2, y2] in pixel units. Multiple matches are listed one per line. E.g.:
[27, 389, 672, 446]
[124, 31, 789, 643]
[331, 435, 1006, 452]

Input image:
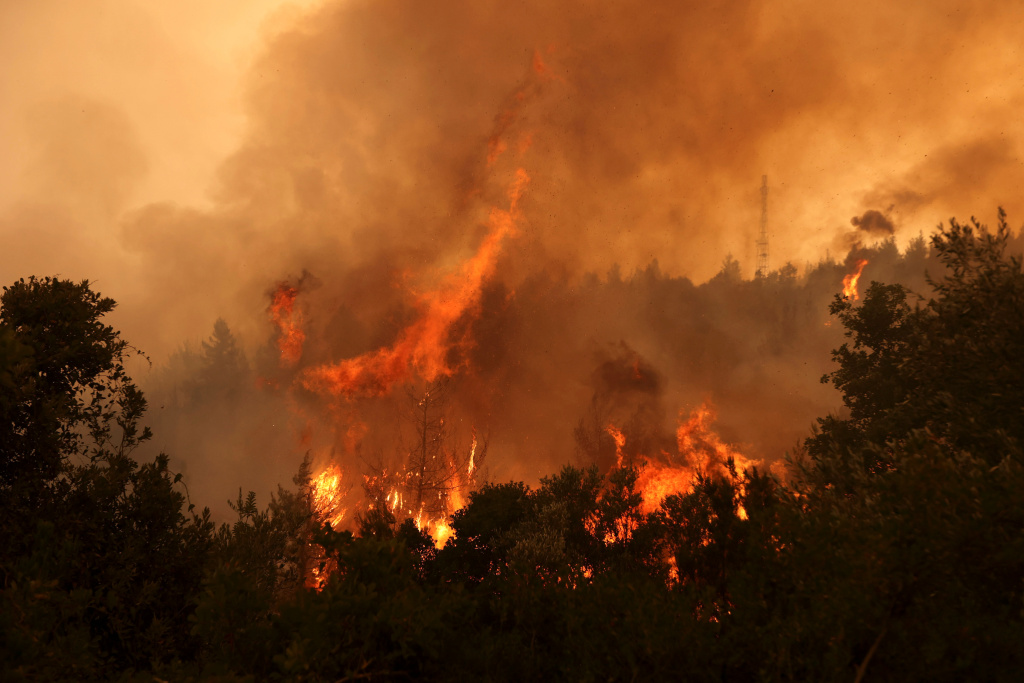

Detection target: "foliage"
[4, 212, 1024, 680]
[0, 276, 148, 492]
[810, 210, 1024, 462]
[0, 277, 214, 681]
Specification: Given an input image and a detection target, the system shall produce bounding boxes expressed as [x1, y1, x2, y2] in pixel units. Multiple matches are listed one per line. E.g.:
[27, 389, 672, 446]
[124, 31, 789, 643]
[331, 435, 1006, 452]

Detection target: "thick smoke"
[851, 209, 895, 236]
[3, 0, 1024, 515]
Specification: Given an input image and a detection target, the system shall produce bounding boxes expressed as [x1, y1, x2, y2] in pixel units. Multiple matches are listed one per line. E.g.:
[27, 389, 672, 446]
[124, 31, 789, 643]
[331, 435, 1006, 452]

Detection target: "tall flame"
[676, 402, 754, 473]
[468, 430, 478, 477]
[842, 259, 869, 300]
[606, 424, 626, 469]
[310, 463, 347, 529]
[269, 282, 304, 365]
[302, 169, 530, 398]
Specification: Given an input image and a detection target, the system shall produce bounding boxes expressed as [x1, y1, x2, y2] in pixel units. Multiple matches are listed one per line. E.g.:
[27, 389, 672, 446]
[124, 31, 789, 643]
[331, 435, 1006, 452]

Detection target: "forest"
[3, 213, 1024, 682]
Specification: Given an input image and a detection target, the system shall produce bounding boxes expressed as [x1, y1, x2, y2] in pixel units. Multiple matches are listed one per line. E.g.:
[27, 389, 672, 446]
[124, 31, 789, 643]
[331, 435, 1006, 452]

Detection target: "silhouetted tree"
[809, 209, 1024, 463]
[197, 318, 248, 400]
[0, 277, 215, 679]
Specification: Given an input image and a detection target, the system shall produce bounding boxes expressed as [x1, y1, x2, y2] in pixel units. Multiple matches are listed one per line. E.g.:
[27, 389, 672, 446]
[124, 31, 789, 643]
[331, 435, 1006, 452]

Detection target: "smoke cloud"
[3, 0, 1024, 515]
[851, 209, 895, 236]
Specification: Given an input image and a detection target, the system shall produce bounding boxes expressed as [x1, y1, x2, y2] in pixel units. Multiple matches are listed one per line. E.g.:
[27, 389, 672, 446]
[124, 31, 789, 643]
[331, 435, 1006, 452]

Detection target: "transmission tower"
[755, 174, 769, 278]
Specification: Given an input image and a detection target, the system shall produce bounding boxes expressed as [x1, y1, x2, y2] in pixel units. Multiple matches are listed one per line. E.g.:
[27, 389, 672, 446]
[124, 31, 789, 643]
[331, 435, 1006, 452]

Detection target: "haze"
[2, 0, 1022, 514]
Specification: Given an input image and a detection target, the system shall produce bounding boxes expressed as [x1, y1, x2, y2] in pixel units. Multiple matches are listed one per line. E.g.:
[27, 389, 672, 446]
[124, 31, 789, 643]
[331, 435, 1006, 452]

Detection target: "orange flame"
[311, 463, 346, 529]
[306, 462, 347, 590]
[842, 259, 869, 300]
[468, 431, 478, 477]
[635, 463, 697, 515]
[302, 169, 530, 398]
[605, 424, 627, 469]
[269, 283, 305, 365]
[676, 402, 755, 474]
[604, 402, 761, 516]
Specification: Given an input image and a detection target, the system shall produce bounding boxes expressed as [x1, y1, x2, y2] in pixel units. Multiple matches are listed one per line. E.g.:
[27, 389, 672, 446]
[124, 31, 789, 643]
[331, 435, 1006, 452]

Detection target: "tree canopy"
[3, 214, 1024, 681]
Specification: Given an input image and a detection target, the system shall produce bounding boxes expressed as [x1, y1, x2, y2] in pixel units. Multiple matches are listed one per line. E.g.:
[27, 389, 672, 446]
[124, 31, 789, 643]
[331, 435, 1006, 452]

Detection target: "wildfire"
[634, 463, 697, 515]
[305, 463, 348, 590]
[371, 479, 468, 549]
[468, 431, 478, 477]
[842, 259, 869, 300]
[269, 282, 305, 365]
[284, 55, 542, 564]
[608, 402, 760, 516]
[302, 169, 530, 398]
[676, 402, 755, 475]
[432, 520, 455, 547]
[310, 463, 347, 529]
[606, 424, 626, 468]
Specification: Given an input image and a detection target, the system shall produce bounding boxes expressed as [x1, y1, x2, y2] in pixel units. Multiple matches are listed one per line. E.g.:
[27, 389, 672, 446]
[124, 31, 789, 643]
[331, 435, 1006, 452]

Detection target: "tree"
[365, 378, 481, 528]
[0, 277, 215, 679]
[197, 318, 248, 401]
[0, 277, 147, 494]
[787, 212, 1024, 680]
[809, 210, 1024, 464]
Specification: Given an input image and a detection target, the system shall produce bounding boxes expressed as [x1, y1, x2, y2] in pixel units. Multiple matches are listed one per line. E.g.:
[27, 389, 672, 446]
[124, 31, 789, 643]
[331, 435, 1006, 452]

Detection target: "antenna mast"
[756, 174, 769, 278]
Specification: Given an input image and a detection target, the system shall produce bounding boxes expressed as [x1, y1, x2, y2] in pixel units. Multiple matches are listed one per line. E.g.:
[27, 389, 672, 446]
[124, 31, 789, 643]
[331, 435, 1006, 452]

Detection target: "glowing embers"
[302, 169, 530, 399]
[842, 259, 869, 300]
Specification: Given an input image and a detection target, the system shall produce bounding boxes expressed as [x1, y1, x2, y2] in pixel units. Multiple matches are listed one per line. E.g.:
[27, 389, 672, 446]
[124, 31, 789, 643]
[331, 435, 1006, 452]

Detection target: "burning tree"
[362, 378, 485, 542]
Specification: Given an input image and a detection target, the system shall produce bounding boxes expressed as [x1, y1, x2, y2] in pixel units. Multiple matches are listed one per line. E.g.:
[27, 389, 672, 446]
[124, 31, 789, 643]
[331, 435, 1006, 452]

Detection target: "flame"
[302, 169, 530, 398]
[606, 424, 626, 468]
[842, 259, 869, 300]
[431, 520, 455, 547]
[606, 402, 760, 516]
[676, 402, 755, 474]
[269, 282, 305, 365]
[305, 463, 347, 590]
[667, 555, 679, 585]
[634, 462, 697, 515]
[386, 487, 403, 513]
[468, 431, 478, 477]
[307, 559, 335, 591]
[311, 463, 347, 529]
[370, 471, 467, 549]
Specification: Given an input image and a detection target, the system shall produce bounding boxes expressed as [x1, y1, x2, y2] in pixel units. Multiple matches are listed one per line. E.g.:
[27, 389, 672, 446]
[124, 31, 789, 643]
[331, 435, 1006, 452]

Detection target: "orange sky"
[1, 0, 1022, 359]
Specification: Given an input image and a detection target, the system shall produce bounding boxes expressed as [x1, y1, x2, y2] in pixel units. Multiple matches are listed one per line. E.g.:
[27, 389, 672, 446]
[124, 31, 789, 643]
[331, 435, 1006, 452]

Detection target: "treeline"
[145, 225, 952, 513]
[3, 213, 1024, 681]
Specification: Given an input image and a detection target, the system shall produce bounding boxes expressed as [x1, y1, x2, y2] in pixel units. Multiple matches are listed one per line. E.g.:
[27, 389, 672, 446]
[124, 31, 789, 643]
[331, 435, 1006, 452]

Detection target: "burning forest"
[4, 0, 1024, 680]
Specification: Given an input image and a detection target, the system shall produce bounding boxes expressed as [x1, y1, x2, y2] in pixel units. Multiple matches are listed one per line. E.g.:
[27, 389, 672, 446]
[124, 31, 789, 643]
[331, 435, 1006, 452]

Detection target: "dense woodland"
[3, 214, 1024, 681]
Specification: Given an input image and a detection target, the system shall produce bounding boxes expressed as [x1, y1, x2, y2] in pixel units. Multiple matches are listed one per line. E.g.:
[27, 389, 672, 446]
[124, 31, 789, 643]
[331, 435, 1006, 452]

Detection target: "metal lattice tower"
[755, 175, 769, 278]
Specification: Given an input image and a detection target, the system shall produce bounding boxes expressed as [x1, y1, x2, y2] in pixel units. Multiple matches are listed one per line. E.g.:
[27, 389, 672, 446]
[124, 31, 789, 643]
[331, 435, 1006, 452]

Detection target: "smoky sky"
[3, 0, 1024, 513]
[851, 210, 895, 235]
[2, 0, 1022, 357]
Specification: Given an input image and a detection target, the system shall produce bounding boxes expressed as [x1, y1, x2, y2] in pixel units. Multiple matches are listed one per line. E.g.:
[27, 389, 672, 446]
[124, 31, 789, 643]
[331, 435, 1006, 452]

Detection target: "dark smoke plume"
[851, 209, 895, 235]
[5, 0, 1024, 515]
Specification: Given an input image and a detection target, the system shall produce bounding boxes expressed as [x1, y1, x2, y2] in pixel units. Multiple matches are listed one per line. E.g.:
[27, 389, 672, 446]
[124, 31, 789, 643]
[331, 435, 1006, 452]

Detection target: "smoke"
[3, 0, 1024, 515]
[839, 206, 895, 252]
[851, 209, 895, 236]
